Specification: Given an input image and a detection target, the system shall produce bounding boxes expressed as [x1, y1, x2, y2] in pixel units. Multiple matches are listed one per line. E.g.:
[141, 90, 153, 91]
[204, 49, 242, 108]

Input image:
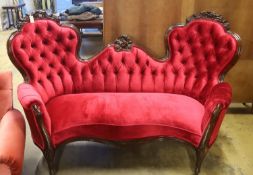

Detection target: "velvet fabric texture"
[0, 72, 26, 175]
[46, 93, 204, 147]
[0, 72, 12, 119]
[9, 18, 238, 150]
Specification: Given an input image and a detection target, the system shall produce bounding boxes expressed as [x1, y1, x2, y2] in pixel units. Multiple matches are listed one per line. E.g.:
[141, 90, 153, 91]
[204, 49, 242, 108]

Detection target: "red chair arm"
[0, 110, 25, 175]
[202, 82, 232, 130]
[18, 83, 52, 145]
[201, 83, 232, 146]
[204, 82, 232, 111]
[18, 83, 44, 110]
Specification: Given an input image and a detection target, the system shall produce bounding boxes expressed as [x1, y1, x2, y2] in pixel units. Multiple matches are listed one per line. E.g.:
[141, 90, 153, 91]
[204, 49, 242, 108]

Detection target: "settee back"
[8, 16, 239, 104]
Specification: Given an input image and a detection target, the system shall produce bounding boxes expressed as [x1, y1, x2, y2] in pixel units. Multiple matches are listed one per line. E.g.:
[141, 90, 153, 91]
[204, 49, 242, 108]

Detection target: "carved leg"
[43, 148, 56, 175]
[195, 148, 208, 175]
[55, 145, 66, 172]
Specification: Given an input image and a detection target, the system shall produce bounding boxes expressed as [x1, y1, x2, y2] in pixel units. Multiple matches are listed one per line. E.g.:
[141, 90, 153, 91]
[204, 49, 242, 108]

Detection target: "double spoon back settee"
[7, 11, 240, 175]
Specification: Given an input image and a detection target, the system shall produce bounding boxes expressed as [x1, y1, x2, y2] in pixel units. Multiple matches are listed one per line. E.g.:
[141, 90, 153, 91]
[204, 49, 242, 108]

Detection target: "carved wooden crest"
[113, 35, 133, 52]
[17, 10, 59, 30]
[186, 11, 230, 31]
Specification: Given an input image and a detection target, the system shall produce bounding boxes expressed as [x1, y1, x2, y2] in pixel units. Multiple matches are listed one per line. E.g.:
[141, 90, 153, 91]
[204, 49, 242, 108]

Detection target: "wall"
[103, 0, 253, 102]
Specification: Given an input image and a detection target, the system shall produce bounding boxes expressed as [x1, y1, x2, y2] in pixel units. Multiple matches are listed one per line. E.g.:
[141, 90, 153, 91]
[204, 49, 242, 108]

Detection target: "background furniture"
[61, 17, 103, 36]
[2, 3, 25, 28]
[72, 0, 102, 5]
[103, 0, 252, 103]
[0, 71, 25, 175]
[8, 11, 239, 175]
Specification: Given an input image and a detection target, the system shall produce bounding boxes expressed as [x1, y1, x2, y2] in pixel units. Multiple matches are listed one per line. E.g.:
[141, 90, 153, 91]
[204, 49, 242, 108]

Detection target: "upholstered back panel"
[10, 20, 78, 102]
[9, 19, 238, 103]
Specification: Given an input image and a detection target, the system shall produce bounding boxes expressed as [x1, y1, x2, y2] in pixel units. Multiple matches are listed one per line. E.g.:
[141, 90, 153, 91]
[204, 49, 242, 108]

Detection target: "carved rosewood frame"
[7, 11, 241, 175]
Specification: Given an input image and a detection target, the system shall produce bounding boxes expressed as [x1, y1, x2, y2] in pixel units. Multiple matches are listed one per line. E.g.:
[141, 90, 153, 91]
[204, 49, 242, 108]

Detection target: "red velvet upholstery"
[9, 18, 238, 151]
[46, 93, 204, 147]
[0, 71, 26, 175]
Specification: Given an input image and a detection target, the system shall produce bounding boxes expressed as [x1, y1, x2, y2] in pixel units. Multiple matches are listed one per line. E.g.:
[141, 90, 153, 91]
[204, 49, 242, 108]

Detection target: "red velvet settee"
[0, 71, 26, 175]
[7, 11, 240, 175]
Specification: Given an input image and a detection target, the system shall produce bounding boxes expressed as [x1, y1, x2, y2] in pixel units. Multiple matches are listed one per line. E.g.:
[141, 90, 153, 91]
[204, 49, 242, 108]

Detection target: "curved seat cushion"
[46, 93, 205, 147]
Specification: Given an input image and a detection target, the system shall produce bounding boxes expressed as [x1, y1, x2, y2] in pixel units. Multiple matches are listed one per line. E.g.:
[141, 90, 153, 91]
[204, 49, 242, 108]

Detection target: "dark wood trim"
[186, 11, 230, 31]
[195, 104, 222, 175]
[17, 10, 59, 30]
[31, 104, 56, 175]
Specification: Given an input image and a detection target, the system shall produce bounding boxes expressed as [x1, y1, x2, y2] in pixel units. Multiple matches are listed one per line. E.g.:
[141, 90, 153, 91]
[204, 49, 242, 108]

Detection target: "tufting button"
[108, 57, 113, 63]
[184, 71, 190, 76]
[40, 52, 46, 58]
[31, 43, 36, 48]
[35, 28, 40, 34]
[47, 25, 52, 31]
[128, 68, 134, 75]
[20, 43, 25, 49]
[61, 59, 65, 65]
[49, 63, 54, 68]
[65, 46, 72, 52]
[204, 52, 209, 60]
[56, 35, 62, 42]
[53, 49, 59, 55]
[172, 68, 178, 75]
[175, 34, 181, 41]
[47, 74, 51, 79]
[181, 59, 187, 65]
[121, 58, 125, 64]
[29, 56, 34, 62]
[57, 71, 62, 76]
[187, 38, 193, 44]
[146, 60, 149, 66]
[42, 39, 49, 45]
[135, 58, 139, 64]
[68, 34, 75, 40]
[152, 69, 157, 75]
[191, 49, 197, 55]
[178, 46, 184, 53]
[141, 68, 146, 75]
[210, 26, 215, 35]
[38, 66, 43, 71]
[197, 25, 202, 34]
[161, 69, 166, 75]
[226, 41, 232, 50]
[38, 79, 42, 83]
[114, 69, 119, 74]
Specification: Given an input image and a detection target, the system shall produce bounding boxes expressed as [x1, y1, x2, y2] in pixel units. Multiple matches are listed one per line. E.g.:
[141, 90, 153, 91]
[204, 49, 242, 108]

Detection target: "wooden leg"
[54, 145, 66, 172]
[43, 148, 56, 175]
[195, 148, 208, 175]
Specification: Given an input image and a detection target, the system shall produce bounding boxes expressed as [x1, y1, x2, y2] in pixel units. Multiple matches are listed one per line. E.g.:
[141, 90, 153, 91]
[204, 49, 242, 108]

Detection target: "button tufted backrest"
[8, 18, 238, 104]
[9, 20, 78, 102]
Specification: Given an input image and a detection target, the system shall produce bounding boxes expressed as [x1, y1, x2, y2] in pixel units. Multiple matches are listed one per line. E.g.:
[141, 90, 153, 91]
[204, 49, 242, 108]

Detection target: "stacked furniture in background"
[0, 71, 25, 175]
[7, 11, 240, 175]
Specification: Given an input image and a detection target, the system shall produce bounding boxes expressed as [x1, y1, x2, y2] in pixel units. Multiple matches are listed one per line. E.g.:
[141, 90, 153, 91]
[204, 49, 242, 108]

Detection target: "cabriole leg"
[195, 148, 208, 175]
[43, 148, 56, 175]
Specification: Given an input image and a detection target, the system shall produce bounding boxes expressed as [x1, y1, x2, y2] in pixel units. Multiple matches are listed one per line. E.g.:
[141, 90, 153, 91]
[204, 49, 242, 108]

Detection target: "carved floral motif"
[114, 35, 133, 52]
[186, 11, 230, 31]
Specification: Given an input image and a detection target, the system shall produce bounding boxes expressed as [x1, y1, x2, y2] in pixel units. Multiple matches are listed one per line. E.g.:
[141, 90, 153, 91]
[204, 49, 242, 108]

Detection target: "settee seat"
[47, 93, 205, 147]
